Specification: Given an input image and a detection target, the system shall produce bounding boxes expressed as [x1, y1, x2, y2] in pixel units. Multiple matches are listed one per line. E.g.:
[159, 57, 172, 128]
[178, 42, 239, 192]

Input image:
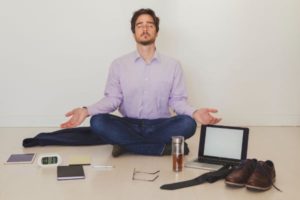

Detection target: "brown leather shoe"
[246, 160, 276, 191]
[225, 159, 257, 187]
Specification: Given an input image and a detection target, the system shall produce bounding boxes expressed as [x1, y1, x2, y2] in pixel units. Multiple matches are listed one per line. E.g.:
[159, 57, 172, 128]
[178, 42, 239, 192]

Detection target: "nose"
[142, 29, 148, 34]
[142, 26, 148, 31]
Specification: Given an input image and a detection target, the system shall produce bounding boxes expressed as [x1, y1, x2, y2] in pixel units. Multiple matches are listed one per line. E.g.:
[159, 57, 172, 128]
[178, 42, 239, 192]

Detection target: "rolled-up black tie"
[160, 165, 233, 190]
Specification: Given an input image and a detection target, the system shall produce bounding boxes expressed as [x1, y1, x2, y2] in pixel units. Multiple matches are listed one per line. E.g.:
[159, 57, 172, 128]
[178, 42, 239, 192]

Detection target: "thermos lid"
[172, 136, 184, 143]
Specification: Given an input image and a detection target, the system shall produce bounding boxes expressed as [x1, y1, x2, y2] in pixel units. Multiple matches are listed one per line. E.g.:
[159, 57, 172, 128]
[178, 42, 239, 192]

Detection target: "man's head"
[131, 8, 160, 46]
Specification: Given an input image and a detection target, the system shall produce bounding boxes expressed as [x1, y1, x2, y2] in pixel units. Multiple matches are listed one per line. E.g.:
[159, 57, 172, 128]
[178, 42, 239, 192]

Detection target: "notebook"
[185, 124, 249, 171]
[57, 165, 85, 180]
[68, 155, 91, 166]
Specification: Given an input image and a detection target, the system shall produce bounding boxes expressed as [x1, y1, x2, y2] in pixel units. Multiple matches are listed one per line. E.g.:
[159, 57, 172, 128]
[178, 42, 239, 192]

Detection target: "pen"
[92, 165, 115, 168]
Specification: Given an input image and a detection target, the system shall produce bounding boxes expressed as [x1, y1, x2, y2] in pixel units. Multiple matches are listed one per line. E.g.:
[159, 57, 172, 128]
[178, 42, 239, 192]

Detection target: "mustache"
[141, 32, 150, 36]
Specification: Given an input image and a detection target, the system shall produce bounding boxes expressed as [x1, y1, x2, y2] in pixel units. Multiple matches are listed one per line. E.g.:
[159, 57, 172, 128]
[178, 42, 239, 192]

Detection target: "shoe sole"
[245, 177, 275, 191]
[245, 184, 271, 191]
[225, 181, 245, 187]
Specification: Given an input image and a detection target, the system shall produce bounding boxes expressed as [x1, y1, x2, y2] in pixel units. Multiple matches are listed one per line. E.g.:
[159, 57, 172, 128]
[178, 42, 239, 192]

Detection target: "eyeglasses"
[135, 23, 155, 30]
[132, 168, 160, 182]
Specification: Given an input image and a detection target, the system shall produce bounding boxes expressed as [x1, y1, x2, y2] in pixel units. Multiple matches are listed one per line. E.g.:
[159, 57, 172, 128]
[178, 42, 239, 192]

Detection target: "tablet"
[5, 153, 36, 164]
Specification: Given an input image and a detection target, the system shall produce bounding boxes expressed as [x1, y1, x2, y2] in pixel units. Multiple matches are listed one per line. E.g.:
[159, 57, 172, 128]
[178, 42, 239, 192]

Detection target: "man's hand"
[192, 108, 222, 125]
[60, 107, 89, 128]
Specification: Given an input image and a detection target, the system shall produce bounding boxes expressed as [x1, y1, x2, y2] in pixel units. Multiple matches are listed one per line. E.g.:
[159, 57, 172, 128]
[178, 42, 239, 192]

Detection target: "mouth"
[141, 33, 150, 37]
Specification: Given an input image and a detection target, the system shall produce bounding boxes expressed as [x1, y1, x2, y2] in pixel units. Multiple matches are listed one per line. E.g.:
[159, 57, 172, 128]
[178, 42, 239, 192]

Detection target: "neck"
[136, 43, 156, 63]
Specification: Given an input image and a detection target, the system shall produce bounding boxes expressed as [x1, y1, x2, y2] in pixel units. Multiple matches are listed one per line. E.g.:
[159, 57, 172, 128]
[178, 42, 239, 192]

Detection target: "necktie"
[160, 165, 233, 190]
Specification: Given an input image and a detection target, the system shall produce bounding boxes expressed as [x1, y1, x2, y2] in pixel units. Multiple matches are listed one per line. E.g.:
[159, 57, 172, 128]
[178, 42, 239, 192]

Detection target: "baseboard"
[218, 114, 300, 127]
[0, 114, 299, 127]
[0, 115, 90, 127]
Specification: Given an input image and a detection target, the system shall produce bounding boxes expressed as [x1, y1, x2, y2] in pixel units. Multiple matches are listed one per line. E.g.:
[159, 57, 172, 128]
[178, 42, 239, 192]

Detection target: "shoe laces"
[256, 162, 282, 192]
[235, 159, 256, 172]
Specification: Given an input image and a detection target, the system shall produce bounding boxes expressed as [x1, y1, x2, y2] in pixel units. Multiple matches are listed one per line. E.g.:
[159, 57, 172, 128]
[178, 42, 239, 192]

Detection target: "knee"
[177, 115, 197, 139]
[90, 114, 110, 134]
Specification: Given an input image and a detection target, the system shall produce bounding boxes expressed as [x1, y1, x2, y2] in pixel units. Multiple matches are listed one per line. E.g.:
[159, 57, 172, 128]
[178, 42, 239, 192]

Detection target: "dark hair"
[131, 8, 160, 33]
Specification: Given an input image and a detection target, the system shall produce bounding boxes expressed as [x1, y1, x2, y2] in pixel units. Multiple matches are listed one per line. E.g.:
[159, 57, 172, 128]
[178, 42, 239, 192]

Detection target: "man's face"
[134, 14, 158, 46]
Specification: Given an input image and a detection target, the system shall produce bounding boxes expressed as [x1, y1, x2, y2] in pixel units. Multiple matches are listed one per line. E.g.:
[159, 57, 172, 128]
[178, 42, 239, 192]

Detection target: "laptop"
[185, 124, 249, 171]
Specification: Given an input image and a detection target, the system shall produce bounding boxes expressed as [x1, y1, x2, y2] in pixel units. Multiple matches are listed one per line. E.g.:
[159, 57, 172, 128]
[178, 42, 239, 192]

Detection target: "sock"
[112, 145, 126, 157]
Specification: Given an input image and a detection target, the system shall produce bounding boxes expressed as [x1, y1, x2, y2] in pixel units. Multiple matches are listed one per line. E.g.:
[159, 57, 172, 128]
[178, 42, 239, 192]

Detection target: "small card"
[68, 156, 91, 166]
[5, 153, 36, 164]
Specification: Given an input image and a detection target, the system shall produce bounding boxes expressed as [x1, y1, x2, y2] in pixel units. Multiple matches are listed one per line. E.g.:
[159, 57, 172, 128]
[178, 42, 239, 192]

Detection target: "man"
[60, 8, 221, 157]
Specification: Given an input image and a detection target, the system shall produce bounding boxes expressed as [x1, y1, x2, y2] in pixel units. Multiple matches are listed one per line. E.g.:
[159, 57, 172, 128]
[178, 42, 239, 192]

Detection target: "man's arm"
[168, 63, 221, 125]
[168, 62, 196, 116]
[60, 61, 123, 128]
[86, 60, 123, 116]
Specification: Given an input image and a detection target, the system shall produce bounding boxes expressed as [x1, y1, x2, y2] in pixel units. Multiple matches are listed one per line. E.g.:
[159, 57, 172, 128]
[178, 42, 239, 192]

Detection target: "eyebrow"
[135, 21, 155, 26]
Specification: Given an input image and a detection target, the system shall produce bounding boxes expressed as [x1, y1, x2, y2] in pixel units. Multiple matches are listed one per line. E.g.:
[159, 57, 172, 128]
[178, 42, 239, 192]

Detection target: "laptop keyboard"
[199, 157, 240, 166]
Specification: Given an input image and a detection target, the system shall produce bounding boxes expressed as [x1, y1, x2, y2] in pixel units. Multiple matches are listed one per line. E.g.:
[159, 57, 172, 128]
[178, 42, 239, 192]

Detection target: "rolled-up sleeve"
[87, 61, 123, 116]
[168, 62, 196, 117]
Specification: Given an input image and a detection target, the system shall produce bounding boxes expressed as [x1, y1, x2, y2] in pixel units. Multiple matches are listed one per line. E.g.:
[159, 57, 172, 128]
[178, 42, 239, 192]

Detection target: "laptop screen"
[204, 127, 244, 159]
[199, 125, 249, 162]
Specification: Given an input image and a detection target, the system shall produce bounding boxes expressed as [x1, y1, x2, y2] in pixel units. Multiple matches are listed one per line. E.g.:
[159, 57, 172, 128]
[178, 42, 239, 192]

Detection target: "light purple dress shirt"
[87, 51, 196, 119]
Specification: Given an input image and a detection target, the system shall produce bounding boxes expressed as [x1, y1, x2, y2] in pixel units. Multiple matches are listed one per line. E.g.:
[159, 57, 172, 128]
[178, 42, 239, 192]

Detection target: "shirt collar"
[133, 50, 161, 63]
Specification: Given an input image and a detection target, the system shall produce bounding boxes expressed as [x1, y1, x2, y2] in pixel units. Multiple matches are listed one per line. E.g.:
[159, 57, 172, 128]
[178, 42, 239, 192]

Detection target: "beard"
[135, 32, 156, 46]
[138, 38, 156, 46]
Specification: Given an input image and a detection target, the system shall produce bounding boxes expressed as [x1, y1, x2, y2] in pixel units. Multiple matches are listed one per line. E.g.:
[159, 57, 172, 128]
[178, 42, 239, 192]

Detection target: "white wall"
[1, 0, 299, 127]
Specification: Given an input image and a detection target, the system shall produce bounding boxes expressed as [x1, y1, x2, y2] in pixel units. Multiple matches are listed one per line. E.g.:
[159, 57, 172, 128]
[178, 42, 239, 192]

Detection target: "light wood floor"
[0, 126, 299, 200]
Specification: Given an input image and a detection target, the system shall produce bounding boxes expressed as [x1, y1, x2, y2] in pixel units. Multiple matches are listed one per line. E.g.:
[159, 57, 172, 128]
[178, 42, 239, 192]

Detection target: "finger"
[61, 114, 78, 128]
[202, 116, 213, 125]
[208, 116, 220, 124]
[207, 108, 218, 113]
[216, 118, 222, 123]
[67, 120, 76, 127]
[214, 118, 222, 124]
[65, 110, 74, 117]
[69, 115, 80, 126]
[60, 121, 71, 128]
[209, 118, 215, 124]
[61, 123, 75, 128]
[210, 118, 219, 125]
